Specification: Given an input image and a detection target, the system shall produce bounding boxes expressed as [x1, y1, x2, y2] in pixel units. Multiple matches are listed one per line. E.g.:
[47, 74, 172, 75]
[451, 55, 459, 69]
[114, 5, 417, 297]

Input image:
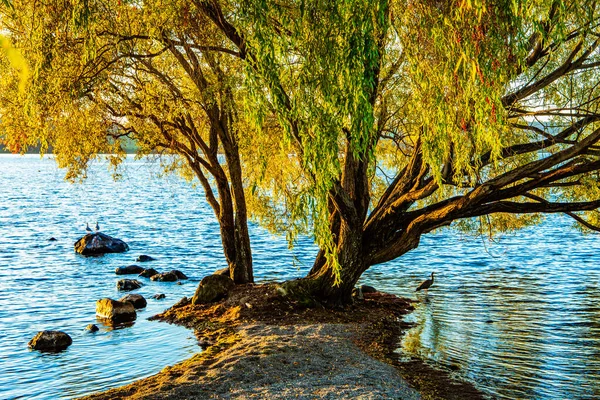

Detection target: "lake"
[1, 155, 599, 399]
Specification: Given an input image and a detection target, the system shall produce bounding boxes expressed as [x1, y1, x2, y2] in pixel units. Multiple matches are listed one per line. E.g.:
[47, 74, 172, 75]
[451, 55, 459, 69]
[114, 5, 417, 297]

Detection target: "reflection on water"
[1, 155, 600, 399]
[361, 223, 600, 399]
[0, 155, 315, 400]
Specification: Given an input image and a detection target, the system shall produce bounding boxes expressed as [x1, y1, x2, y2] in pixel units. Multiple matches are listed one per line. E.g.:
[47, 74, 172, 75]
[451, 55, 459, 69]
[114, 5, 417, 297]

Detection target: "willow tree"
[0, 0, 253, 283]
[191, 0, 600, 303]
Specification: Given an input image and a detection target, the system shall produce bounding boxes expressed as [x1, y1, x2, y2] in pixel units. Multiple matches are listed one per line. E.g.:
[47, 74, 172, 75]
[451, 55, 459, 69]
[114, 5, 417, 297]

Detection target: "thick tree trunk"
[305, 140, 371, 304]
[225, 141, 253, 284]
[215, 184, 253, 284]
[218, 109, 253, 284]
[307, 216, 366, 304]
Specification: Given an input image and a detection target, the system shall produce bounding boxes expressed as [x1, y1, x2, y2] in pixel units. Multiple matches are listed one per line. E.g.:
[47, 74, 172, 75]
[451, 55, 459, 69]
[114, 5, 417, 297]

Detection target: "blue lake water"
[0, 155, 599, 399]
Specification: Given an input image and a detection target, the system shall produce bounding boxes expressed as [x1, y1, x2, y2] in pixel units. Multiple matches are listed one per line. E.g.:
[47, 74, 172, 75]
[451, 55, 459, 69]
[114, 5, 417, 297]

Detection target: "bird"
[85, 223, 92, 233]
[416, 272, 435, 292]
[95, 221, 100, 232]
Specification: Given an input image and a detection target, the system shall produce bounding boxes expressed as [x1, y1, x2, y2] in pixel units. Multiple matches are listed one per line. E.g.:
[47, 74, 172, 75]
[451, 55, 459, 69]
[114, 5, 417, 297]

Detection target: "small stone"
[119, 294, 147, 309]
[213, 267, 230, 276]
[138, 268, 159, 278]
[150, 272, 178, 282]
[172, 296, 190, 309]
[170, 270, 188, 280]
[360, 285, 377, 293]
[153, 293, 166, 300]
[28, 331, 72, 352]
[96, 298, 137, 323]
[85, 324, 99, 332]
[136, 255, 156, 262]
[47, 237, 57, 241]
[115, 265, 144, 275]
[117, 279, 142, 291]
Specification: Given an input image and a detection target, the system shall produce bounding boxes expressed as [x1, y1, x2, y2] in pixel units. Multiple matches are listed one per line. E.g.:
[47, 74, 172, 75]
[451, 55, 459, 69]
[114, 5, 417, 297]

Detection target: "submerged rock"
[116, 265, 144, 275]
[138, 268, 159, 278]
[85, 324, 99, 332]
[153, 293, 166, 300]
[117, 279, 142, 291]
[192, 274, 234, 305]
[47, 237, 57, 242]
[136, 255, 156, 262]
[96, 298, 136, 323]
[171, 270, 188, 280]
[28, 331, 72, 352]
[119, 294, 147, 309]
[74, 232, 129, 255]
[150, 272, 178, 282]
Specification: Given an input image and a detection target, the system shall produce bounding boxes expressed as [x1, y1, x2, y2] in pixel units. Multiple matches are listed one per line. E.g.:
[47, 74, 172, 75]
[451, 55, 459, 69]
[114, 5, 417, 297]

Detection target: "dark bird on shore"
[416, 272, 435, 292]
[95, 221, 100, 232]
[86, 223, 92, 233]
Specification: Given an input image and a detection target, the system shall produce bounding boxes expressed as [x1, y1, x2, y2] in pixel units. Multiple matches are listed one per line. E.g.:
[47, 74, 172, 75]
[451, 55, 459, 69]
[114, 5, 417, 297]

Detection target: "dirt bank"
[80, 283, 484, 399]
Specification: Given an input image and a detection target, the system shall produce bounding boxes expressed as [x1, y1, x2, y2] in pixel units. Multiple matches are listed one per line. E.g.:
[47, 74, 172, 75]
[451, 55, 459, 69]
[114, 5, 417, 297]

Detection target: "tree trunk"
[226, 143, 253, 284]
[219, 110, 253, 284]
[305, 140, 370, 304]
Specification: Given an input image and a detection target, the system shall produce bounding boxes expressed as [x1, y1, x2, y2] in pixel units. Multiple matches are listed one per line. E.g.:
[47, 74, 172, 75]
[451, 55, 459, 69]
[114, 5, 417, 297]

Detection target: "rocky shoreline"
[78, 283, 485, 400]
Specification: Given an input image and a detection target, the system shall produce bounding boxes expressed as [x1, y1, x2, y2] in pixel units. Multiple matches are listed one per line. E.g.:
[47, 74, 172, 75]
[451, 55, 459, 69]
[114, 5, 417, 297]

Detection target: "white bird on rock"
[95, 221, 100, 232]
[86, 223, 92, 233]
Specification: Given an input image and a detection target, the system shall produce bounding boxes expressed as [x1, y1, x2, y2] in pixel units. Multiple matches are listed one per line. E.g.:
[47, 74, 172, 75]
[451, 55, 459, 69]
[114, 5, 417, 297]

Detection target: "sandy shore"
[80, 284, 484, 400]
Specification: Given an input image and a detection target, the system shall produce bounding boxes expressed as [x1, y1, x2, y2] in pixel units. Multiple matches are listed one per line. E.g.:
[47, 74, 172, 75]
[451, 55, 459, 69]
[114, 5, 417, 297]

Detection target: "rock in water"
[28, 331, 72, 352]
[136, 255, 156, 262]
[47, 237, 57, 242]
[119, 294, 147, 309]
[96, 298, 136, 323]
[192, 274, 235, 305]
[139, 268, 159, 278]
[85, 324, 99, 332]
[117, 279, 142, 291]
[153, 293, 166, 300]
[360, 285, 378, 293]
[171, 270, 188, 280]
[150, 272, 178, 282]
[115, 265, 144, 275]
[74, 232, 129, 255]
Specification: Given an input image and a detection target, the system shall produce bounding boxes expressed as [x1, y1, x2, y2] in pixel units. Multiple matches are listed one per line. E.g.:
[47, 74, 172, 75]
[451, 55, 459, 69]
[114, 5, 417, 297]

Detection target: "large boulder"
[115, 265, 144, 275]
[117, 279, 142, 291]
[74, 232, 129, 255]
[138, 268, 159, 278]
[192, 274, 235, 305]
[119, 294, 147, 309]
[28, 331, 72, 352]
[150, 272, 178, 282]
[96, 298, 136, 323]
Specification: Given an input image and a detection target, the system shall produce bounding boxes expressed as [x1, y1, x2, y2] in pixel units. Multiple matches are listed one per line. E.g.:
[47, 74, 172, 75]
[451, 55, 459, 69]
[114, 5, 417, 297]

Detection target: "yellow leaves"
[0, 35, 29, 94]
